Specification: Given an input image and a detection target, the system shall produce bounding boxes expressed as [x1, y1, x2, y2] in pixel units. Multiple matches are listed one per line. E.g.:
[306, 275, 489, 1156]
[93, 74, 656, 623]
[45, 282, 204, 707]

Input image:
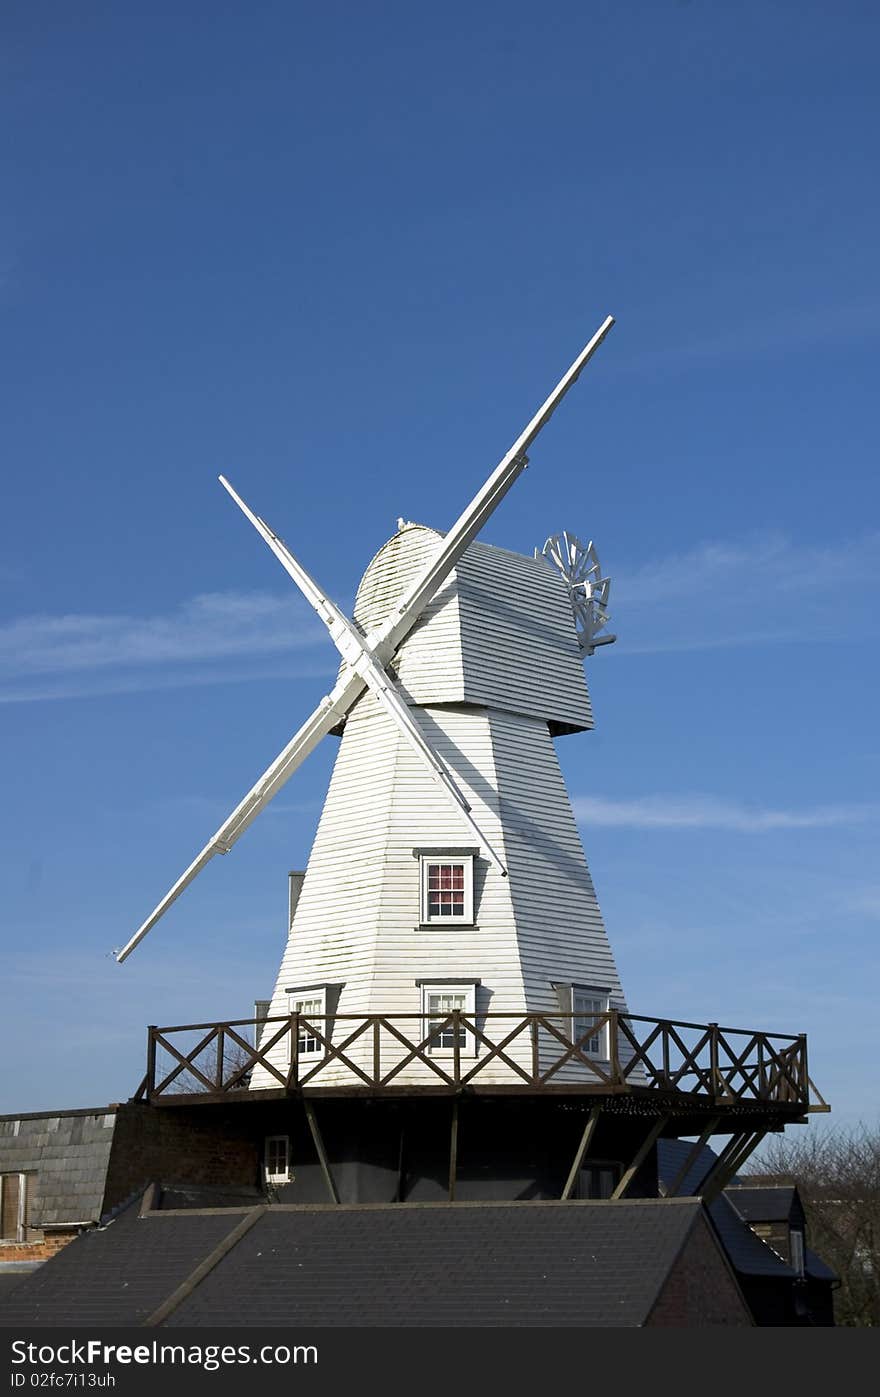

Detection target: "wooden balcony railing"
[136, 1010, 825, 1111]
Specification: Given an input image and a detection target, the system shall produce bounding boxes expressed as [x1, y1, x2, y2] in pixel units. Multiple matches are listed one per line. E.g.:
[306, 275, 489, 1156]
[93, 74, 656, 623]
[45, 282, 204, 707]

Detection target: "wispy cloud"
[0, 660, 335, 705]
[0, 590, 330, 701]
[610, 530, 879, 654]
[0, 591, 322, 674]
[573, 793, 879, 832]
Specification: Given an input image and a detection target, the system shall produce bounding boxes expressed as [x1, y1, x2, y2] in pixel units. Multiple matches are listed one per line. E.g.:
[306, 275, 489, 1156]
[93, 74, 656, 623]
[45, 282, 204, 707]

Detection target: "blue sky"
[1, 2, 877, 1131]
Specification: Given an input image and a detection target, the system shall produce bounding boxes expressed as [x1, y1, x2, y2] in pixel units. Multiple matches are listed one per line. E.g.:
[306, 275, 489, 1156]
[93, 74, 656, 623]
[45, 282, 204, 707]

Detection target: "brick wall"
[648, 1211, 753, 1326]
[102, 1102, 259, 1213]
[0, 1231, 83, 1263]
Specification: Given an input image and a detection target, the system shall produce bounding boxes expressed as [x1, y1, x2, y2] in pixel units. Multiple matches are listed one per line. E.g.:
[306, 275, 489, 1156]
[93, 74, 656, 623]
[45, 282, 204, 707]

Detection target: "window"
[572, 988, 610, 1059]
[420, 982, 477, 1056]
[0, 1173, 27, 1242]
[288, 988, 326, 1057]
[790, 1229, 805, 1276]
[418, 851, 475, 925]
[576, 1163, 621, 1199]
[264, 1136, 290, 1184]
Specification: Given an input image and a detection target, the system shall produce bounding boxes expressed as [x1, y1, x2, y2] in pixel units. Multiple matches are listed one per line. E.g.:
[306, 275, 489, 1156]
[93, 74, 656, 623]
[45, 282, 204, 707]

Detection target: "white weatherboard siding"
[493, 710, 622, 997]
[490, 708, 631, 1080]
[251, 525, 627, 1090]
[252, 696, 525, 1087]
[456, 540, 593, 734]
[340, 525, 466, 709]
[342, 524, 592, 733]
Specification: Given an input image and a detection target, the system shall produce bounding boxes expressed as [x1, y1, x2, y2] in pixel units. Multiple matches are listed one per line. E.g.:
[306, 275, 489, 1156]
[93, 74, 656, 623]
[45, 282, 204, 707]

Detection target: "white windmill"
[118, 317, 628, 1089]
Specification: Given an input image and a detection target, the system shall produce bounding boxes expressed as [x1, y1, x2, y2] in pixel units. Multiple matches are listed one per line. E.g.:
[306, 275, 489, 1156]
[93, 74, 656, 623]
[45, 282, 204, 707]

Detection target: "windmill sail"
[117, 318, 614, 961]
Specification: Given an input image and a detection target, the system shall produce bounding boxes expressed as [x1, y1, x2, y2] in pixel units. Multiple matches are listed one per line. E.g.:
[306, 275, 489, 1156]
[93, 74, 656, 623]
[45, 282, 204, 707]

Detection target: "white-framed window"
[287, 988, 327, 1057]
[790, 1229, 805, 1276]
[264, 1135, 290, 1184]
[0, 1172, 27, 1242]
[420, 982, 477, 1056]
[571, 987, 610, 1059]
[419, 854, 474, 925]
[576, 1163, 621, 1200]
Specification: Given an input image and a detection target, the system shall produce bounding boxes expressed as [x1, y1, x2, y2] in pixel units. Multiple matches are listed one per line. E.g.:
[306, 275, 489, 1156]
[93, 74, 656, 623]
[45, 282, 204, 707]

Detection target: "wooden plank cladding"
[347, 525, 594, 734]
[143, 1011, 812, 1109]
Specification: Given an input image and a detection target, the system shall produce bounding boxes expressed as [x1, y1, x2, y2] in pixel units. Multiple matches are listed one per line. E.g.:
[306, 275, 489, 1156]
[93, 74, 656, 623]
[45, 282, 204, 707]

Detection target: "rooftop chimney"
[288, 870, 305, 929]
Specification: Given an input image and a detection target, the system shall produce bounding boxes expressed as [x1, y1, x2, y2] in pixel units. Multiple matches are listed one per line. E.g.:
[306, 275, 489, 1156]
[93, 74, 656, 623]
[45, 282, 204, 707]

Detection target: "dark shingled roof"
[1, 1197, 710, 1329]
[656, 1140, 793, 1277]
[656, 1140, 837, 1284]
[724, 1189, 837, 1283]
[725, 1186, 797, 1223]
[0, 1197, 242, 1328]
[804, 1247, 837, 1283]
[0, 1109, 116, 1228]
[158, 1183, 266, 1211]
[656, 1138, 742, 1197]
[168, 1200, 703, 1328]
[706, 1196, 794, 1278]
[0, 1266, 40, 1302]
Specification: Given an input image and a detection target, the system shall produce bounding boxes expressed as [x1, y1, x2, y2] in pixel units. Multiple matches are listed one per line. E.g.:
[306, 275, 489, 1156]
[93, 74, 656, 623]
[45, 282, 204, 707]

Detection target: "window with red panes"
[426, 862, 466, 918]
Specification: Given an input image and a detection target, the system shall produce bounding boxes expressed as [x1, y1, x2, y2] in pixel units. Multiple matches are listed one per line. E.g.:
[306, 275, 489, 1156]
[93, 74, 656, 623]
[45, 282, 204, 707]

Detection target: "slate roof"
[0, 1265, 40, 1302]
[656, 1140, 837, 1284]
[0, 1196, 240, 1327]
[158, 1183, 266, 1211]
[172, 1199, 705, 1328]
[656, 1138, 742, 1196]
[706, 1195, 795, 1278]
[726, 1186, 797, 1223]
[0, 1108, 116, 1228]
[803, 1247, 837, 1283]
[1, 1197, 709, 1329]
[656, 1139, 793, 1277]
[724, 1189, 836, 1281]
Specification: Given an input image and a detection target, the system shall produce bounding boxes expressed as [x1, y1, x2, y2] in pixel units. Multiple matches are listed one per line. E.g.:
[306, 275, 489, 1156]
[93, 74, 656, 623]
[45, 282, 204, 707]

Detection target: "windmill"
[117, 315, 616, 968]
[0, 317, 830, 1332]
[124, 317, 823, 1206]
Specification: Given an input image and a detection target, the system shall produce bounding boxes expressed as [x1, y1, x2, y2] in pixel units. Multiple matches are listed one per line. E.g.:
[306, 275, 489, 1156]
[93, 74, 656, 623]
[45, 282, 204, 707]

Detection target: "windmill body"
[118, 319, 822, 1216]
[0, 319, 827, 1327]
[252, 525, 627, 1088]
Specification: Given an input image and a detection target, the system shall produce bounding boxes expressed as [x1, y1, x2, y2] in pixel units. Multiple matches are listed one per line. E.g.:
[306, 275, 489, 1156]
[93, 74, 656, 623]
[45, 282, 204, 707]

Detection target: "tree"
[750, 1122, 880, 1326]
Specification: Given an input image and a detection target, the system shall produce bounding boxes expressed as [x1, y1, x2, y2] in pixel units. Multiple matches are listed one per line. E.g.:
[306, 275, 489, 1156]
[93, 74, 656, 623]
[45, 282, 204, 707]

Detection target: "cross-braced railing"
[137, 1010, 822, 1110]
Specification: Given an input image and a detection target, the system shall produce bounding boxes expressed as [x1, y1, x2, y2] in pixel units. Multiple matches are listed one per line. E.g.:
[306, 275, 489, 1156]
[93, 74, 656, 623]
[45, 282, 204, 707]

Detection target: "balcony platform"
[122, 1010, 828, 1209]
[136, 1009, 829, 1135]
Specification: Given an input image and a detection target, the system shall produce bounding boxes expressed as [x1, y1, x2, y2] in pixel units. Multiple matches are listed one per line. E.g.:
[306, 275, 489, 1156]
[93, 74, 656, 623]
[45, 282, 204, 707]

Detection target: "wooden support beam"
[611, 1116, 669, 1200]
[394, 1125, 406, 1203]
[303, 1098, 340, 1204]
[561, 1106, 602, 1200]
[448, 1098, 460, 1201]
[726, 1128, 767, 1180]
[144, 1206, 266, 1327]
[693, 1130, 748, 1198]
[702, 1129, 768, 1204]
[146, 1026, 157, 1100]
[138, 1182, 160, 1217]
[798, 1033, 808, 1105]
[808, 1075, 831, 1112]
[665, 1116, 721, 1197]
[216, 1027, 225, 1091]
